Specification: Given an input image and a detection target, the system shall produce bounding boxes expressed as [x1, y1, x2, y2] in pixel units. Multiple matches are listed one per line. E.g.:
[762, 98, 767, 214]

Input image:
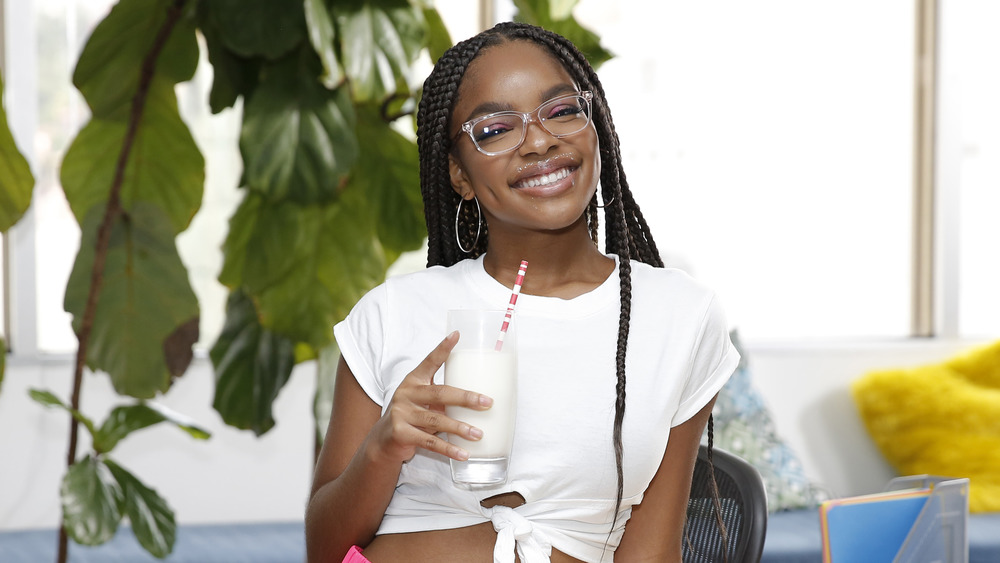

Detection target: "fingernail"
[469, 426, 483, 440]
[479, 395, 493, 407]
[454, 448, 470, 461]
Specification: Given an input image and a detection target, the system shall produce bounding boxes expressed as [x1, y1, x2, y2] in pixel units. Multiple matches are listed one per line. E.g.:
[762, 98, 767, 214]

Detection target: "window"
[573, 1, 998, 341]
[1, 0, 245, 355]
[943, 1, 1000, 338]
[3, 1, 996, 358]
[1, 0, 484, 357]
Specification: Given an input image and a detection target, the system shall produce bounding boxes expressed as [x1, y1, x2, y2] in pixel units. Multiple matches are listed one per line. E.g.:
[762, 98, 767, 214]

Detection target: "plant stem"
[57, 2, 188, 561]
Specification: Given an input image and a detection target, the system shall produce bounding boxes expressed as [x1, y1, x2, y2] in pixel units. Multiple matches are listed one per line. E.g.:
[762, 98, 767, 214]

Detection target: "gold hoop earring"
[455, 197, 482, 253]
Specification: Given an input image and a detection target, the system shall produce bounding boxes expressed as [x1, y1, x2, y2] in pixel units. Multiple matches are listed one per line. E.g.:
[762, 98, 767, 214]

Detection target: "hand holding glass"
[445, 310, 518, 486]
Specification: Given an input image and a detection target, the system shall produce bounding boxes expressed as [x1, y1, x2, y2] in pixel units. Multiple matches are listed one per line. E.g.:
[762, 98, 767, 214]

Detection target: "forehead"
[454, 40, 577, 118]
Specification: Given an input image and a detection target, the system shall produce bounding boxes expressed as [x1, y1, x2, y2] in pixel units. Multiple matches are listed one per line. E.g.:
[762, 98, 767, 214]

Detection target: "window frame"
[0, 0, 984, 361]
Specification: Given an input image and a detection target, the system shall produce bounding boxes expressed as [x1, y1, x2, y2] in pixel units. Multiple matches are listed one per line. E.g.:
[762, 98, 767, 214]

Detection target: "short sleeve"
[333, 283, 389, 407]
[671, 295, 740, 426]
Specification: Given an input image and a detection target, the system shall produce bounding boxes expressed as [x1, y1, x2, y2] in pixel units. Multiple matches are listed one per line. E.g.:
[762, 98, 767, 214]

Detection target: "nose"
[518, 117, 558, 155]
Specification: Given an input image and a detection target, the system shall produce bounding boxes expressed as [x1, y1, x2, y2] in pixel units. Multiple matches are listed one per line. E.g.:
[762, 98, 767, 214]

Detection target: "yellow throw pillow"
[852, 340, 1000, 513]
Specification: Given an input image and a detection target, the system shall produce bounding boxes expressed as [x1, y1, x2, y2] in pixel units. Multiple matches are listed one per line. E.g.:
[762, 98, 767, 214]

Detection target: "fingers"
[417, 382, 493, 411]
[410, 330, 460, 385]
[377, 332, 494, 462]
[386, 405, 482, 461]
[406, 331, 493, 409]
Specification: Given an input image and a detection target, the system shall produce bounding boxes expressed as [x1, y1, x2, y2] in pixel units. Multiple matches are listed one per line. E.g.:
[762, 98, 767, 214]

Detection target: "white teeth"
[520, 167, 570, 188]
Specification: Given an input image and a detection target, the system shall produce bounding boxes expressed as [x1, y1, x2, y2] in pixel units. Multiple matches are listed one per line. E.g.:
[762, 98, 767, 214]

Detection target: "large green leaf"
[352, 106, 425, 255]
[241, 50, 358, 204]
[311, 187, 391, 326]
[28, 388, 99, 439]
[210, 290, 296, 435]
[0, 73, 35, 232]
[63, 203, 199, 399]
[246, 201, 337, 346]
[73, 0, 198, 120]
[304, 0, 344, 89]
[421, 7, 453, 64]
[61, 456, 123, 546]
[94, 403, 210, 454]
[222, 188, 384, 348]
[218, 193, 312, 293]
[513, 0, 613, 69]
[60, 79, 205, 234]
[202, 0, 306, 60]
[333, 1, 425, 102]
[105, 459, 176, 558]
[196, 1, 261, 114]
[216, 191, 259, 290]
[256, 189, 387, 347]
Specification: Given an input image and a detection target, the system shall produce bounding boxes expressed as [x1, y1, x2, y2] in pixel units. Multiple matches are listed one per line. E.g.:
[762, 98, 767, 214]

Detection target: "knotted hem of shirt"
[489, 505, 553, 563]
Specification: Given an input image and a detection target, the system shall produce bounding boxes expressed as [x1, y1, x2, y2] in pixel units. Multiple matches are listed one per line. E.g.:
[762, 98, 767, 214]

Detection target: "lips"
[510, 154, 580, 191]
[513, 166, 573, 189]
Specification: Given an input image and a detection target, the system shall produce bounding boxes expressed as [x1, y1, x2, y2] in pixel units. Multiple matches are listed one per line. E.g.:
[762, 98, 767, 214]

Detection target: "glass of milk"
[444, 309, 518, 487]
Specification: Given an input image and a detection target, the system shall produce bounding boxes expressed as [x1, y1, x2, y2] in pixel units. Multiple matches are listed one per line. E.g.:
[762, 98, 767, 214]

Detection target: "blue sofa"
[3, 513, 999, 562]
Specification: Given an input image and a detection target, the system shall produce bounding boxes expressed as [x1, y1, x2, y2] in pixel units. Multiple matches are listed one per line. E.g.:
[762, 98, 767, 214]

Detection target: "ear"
[449, 154, 475, 199]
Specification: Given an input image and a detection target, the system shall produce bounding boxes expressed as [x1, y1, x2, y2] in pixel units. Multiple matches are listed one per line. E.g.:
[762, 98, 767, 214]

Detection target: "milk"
[444, 348, 517, 458]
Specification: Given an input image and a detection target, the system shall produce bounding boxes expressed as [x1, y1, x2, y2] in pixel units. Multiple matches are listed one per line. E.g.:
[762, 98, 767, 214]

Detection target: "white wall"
[746, 338, 981, 498]
[0, 357, 316, 531]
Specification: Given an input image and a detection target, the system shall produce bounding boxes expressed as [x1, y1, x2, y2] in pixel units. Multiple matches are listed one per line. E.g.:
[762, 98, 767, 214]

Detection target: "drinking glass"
[444, 309, 518, 486]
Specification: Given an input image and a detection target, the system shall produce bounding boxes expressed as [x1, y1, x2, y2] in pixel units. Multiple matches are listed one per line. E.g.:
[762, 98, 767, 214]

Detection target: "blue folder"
[820, 488, 932, 562]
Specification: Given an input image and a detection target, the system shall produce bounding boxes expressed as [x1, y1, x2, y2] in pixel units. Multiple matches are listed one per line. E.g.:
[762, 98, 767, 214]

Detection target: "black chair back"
[683, 445, 768, 563]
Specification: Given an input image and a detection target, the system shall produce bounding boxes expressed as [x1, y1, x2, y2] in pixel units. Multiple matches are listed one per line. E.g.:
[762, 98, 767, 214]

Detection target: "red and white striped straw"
[495, 260, 528, 351]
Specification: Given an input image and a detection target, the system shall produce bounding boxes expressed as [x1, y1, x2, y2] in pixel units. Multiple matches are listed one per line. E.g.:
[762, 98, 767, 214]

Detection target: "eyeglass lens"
[470, 94, 591, 154]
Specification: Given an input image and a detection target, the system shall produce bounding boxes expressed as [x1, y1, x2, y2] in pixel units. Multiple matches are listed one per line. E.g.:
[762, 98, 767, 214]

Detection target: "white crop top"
[333, 254, 738, 562]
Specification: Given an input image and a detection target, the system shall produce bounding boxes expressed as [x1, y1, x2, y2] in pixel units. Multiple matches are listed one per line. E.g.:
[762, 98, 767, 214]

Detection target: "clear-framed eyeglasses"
[459, 91, 594, 156]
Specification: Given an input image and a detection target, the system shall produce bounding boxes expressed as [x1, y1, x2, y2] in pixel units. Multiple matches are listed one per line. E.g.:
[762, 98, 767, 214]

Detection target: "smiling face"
[448, 40, 601, 242]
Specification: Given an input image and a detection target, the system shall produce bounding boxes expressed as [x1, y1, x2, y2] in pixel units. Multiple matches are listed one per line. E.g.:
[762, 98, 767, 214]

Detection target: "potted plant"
[0, 0, 608, 560]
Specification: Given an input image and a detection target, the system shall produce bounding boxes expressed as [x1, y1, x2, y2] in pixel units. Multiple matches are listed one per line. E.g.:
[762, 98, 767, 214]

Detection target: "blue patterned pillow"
[704, 330, 829, 511]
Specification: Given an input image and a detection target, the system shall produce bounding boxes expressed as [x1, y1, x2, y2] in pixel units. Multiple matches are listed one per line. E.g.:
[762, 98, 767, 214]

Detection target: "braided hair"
[416, 21, 688, 545]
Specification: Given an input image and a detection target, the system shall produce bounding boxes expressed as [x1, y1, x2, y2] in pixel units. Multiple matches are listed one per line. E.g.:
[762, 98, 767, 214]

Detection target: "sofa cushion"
[852, 339, 1000, 513]
[708, 330, 829, 512]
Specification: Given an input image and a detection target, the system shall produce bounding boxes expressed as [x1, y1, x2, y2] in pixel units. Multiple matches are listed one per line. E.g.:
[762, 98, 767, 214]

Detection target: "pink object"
[342, 545, 371, 563]
[495, 260, 528, 351]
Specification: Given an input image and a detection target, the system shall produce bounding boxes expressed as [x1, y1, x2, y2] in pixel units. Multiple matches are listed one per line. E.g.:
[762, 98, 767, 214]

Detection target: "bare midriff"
[360, 493, 586, 563]
[361, 522, 585, 562]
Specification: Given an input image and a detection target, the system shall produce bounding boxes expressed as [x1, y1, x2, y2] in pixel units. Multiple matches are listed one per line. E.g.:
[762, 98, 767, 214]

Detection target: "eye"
[544, 100, 585, 121]
[471, 115, 520, 143]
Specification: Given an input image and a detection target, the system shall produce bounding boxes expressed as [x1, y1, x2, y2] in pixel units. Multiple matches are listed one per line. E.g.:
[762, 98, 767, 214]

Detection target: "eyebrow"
[460, 84, 580, 124]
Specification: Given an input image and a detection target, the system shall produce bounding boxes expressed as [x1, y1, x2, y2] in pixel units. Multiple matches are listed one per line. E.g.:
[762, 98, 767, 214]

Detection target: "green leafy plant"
[0, 70, 36, 389]
[27, 0, 451, 558]
[202, 0, 445, 440]
[0, 74, 35, 235]
[29, 389, 210, 557]
[206, 0, 611, 445]
[0, 0, 609, 560]
[37, 1, 209, 559]
[513, 0, 612, 67]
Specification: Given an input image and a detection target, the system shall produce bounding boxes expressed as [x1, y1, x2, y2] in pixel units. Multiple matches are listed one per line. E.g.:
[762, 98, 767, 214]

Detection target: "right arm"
[304, 332, 491, 562]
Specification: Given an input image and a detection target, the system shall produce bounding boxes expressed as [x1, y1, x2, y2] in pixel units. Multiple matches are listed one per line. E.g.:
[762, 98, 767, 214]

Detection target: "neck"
[481, 220, 615, 299]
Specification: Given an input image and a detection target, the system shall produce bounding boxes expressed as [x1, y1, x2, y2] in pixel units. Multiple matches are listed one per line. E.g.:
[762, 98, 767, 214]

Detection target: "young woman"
[305, 22, 739, 563]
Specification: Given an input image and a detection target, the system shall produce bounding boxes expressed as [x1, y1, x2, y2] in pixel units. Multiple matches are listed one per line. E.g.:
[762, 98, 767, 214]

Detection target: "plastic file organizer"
[820, 475, 970, 563]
